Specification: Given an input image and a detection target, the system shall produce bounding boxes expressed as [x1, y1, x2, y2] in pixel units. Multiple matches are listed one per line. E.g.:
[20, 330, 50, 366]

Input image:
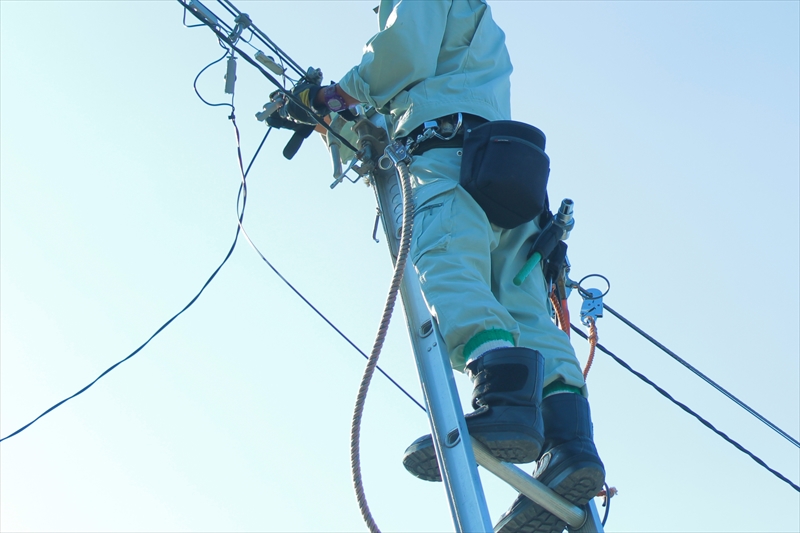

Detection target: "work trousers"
[408, 148, 586, 393]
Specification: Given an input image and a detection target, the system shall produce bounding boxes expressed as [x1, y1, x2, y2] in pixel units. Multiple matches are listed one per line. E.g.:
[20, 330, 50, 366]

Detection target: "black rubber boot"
[402, 347, 545, 482]
[494, 392, 605, 533]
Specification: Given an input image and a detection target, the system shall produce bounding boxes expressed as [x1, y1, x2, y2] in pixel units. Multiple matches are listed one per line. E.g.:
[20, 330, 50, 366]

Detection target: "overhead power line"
[570, 325, 799, 493]
[603, 303, 799, 449]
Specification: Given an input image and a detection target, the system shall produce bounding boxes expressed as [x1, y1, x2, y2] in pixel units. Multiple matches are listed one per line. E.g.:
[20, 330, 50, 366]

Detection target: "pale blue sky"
[1, 1, 798, 532]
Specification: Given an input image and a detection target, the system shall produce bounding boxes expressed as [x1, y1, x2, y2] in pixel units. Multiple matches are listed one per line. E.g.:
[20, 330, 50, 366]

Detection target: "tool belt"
[459, 120, 550, 229]
[402, 115, 551, 229]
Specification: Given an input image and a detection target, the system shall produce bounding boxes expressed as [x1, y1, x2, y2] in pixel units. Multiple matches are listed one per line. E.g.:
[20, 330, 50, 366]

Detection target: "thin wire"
[245, 127, 271, 178]
[601, 482, 611, 526]
[0, 189, 245, 444]
[603, 303, 800, 449]
[229, 118, 427, 414]
[570, 324, 800, 493]
[193, 50, 234, 109]
[0, 89, 248, 444]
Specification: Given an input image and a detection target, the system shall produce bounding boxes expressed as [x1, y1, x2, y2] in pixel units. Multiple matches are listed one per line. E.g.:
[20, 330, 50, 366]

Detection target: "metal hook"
[330, 158, 361, 189]
[372, 209, 381, 243]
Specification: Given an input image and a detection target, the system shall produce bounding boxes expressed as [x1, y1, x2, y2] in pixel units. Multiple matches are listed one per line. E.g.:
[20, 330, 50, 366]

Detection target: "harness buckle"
[419, 112, 463, 144]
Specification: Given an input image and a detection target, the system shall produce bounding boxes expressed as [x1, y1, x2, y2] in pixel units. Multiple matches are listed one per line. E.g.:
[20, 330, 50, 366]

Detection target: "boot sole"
[403, 431, 542, 482]
[494, 463, 605, 533]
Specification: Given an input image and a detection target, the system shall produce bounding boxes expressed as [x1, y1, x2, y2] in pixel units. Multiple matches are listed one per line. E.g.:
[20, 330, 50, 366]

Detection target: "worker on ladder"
[279, 1, 604, 531]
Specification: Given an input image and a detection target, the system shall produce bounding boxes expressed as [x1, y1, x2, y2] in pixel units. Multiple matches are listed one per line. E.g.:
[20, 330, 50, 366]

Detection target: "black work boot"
[494, 392, 605, 533]
[402, 347, 545, 482]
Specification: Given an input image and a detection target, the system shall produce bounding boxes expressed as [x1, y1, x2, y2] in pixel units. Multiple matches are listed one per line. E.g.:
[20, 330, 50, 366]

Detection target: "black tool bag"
[459, 121, 550, 229]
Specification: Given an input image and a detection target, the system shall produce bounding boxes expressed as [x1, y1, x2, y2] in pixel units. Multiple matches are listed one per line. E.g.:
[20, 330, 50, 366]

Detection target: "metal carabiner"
[579, 288, 604, 326]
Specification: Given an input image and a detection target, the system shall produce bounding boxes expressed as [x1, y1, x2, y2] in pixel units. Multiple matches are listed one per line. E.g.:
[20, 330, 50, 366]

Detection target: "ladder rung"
[471, 439, 587, 529]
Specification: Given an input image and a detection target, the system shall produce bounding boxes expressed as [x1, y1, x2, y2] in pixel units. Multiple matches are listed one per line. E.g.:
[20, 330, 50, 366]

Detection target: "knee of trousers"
[411, 189, 523, 371]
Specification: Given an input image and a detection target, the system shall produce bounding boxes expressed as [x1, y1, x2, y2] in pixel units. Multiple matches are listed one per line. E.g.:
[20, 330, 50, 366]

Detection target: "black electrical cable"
[0, 91, 256, 443]
[570, 324, 800, 493]
[603, 303, 800, 449]
[0, 189, 246, 444]
[214, 0, 239, 20]
[193, 50, 234, 109]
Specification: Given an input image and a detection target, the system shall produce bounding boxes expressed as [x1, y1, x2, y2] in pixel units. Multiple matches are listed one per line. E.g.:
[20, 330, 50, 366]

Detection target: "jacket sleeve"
[338, 0, 451, 111]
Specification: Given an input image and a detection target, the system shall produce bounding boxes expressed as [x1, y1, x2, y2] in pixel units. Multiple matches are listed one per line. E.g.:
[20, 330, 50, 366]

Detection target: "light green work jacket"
[338, 0, 513, 138]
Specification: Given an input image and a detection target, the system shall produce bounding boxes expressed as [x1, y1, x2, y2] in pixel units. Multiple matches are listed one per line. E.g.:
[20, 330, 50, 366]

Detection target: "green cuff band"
[543, 382, 583, 398]
[464, 328, 515, 359]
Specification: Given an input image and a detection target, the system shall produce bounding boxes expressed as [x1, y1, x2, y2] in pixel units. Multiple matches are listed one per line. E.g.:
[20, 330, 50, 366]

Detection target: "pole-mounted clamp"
[379, 141, 413, 170]
[229, 13, 251, 44]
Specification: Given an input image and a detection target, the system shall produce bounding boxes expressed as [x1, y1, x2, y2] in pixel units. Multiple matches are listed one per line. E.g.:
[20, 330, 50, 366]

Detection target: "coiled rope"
[549, 286, 570, 337]
[583, 316, 598, 379]
[350, 159, 415, 533]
